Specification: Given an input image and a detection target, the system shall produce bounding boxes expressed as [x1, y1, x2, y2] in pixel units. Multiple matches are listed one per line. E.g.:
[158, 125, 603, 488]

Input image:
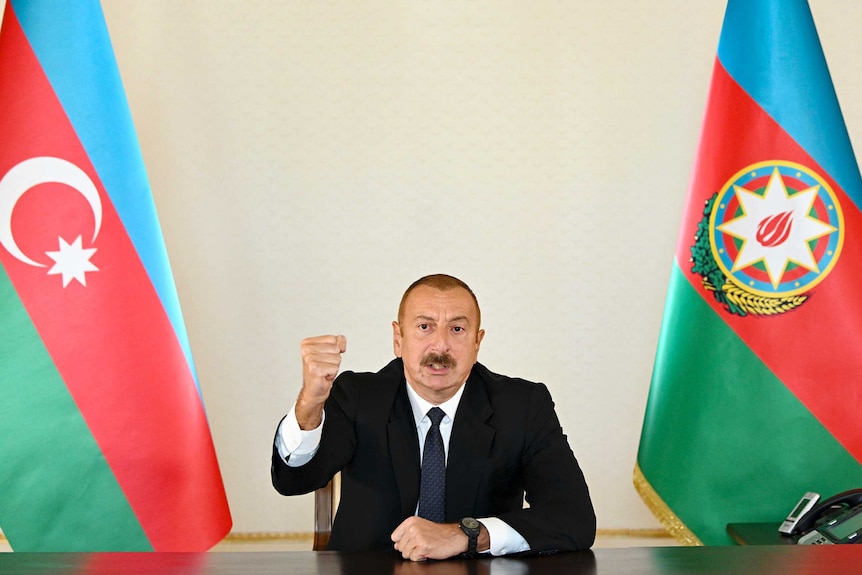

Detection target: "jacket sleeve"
[271, 374, 359, 496]
[497, 383, 596, 553]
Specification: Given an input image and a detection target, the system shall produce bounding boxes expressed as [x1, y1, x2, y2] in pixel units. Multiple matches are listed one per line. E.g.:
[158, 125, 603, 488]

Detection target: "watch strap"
[460, 517, 480, 557]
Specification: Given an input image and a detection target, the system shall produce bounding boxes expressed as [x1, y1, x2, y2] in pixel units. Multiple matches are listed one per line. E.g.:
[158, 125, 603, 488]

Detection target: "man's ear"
[476, 328, 485, 351]
[392, 321, 402, 357]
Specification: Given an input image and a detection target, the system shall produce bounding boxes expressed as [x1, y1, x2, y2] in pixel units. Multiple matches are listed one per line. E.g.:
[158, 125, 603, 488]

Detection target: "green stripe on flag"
[0, 267, 152, 551]
[637, 263, 862, 545]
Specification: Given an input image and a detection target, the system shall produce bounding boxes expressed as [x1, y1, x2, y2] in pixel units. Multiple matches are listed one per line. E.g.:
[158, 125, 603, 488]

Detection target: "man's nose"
[430, 329, 450, 351]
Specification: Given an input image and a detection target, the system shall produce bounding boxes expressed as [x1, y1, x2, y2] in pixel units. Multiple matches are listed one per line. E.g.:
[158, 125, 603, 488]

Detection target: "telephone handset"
[781, 489, 862, 545]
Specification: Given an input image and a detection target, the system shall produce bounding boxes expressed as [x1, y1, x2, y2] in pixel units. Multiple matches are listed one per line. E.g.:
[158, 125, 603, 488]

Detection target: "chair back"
[313, 473, 341, 550]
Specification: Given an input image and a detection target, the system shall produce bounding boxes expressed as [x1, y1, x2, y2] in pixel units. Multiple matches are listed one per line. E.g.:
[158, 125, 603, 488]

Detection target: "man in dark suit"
[272, 274, 595, 560]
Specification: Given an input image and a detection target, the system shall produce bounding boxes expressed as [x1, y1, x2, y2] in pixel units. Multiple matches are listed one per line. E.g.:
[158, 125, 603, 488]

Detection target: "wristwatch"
[459, 517, 481, 557]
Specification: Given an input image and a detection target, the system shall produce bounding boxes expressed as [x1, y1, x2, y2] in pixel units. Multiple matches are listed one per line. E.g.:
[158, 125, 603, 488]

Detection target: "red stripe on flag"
[676, 58, 862, 463]
[0, 10, 230, 549]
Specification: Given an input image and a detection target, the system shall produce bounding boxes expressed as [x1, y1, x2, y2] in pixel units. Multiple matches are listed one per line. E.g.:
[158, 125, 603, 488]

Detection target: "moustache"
[421, 353, 457, 369]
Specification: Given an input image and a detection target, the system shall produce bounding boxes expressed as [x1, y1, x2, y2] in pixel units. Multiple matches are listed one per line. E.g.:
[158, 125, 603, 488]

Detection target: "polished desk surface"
[2, 546, 862, 575]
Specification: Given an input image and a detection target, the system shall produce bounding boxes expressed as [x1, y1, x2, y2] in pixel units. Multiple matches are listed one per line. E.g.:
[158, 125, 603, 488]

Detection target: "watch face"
[462, 517, 480, 530]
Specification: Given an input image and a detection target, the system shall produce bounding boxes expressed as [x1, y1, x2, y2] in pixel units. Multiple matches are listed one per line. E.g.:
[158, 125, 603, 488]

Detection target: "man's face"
[393, 285, 485, 404]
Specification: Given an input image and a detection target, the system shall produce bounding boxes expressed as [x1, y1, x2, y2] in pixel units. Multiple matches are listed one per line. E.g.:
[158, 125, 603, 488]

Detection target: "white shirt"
[276, 380, 530, 555]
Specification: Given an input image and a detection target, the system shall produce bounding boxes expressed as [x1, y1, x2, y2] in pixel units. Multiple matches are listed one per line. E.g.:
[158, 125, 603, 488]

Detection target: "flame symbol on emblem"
[755, 210, 793, 248]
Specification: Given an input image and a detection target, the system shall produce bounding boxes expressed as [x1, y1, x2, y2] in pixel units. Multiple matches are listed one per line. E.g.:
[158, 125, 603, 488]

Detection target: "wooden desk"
[1, 546, 862, 575]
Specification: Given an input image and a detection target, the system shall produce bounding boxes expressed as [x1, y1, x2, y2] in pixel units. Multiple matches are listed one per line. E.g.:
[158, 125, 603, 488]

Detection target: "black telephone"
[780, 489, 862, 544]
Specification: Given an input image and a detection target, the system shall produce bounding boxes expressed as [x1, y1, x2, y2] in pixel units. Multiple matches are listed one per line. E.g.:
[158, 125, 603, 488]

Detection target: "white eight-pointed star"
[718, 168, 836, 288]
[45, 235, 99, 287]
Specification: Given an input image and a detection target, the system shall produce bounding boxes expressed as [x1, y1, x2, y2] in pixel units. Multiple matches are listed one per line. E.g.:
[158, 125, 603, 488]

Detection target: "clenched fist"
[295, 335, 346, 429]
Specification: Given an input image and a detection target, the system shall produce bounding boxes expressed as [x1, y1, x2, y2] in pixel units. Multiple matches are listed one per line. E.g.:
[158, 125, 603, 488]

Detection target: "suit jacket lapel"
[387, 378, 421, 518]
[446, 367, 495, 520]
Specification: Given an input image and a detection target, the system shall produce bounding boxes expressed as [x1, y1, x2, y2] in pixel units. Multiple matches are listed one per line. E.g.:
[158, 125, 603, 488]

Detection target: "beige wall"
[18, 1, 862, 535]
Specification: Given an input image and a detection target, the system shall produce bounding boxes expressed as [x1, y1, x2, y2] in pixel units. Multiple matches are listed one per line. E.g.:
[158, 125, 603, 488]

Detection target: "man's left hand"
[391, 517, 467, 561]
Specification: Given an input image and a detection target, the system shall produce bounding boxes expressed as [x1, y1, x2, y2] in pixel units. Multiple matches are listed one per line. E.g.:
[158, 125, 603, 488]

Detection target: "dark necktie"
[418, 407, 446, 523]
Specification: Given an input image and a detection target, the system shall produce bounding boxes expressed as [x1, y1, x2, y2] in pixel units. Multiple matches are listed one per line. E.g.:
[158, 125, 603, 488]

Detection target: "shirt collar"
[404, 378, 467, 426]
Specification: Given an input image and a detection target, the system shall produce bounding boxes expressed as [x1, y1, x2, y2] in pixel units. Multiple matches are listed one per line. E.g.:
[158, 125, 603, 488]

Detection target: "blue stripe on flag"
[716, 0, 862, 208]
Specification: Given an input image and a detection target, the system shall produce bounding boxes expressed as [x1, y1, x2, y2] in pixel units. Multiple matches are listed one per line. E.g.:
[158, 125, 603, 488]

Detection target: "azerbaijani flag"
[635, 0, 862, 546]
[0, 1, 231, 551]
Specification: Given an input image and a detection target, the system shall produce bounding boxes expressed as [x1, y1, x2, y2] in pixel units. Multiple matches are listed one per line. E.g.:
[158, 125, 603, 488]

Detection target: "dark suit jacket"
[271, 358, 596, 553]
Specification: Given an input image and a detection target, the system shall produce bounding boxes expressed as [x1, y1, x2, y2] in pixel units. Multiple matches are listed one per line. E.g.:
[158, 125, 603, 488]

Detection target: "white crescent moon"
[0, 156, 103, 268]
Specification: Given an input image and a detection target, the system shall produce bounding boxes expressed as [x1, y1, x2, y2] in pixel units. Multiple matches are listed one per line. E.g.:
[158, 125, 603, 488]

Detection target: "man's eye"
[419, 324, 429, 330]
[452, 326, 464, 333]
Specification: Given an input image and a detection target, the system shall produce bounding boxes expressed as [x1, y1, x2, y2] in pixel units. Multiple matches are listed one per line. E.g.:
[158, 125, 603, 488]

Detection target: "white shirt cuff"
[479, 516, 531, 555]
[275, 404, 324, 467]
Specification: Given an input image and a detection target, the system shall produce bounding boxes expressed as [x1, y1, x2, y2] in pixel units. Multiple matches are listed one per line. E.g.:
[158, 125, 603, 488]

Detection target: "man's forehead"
[404, 286, 478, 318]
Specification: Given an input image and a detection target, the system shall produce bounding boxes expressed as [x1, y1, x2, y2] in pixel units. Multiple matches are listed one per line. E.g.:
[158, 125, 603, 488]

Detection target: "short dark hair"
[397, 274, 481, 327]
